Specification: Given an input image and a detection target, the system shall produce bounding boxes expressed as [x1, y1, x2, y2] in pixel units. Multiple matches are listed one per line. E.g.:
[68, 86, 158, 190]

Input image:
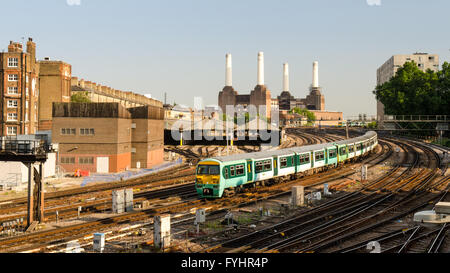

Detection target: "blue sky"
[2, 0, 449, 117]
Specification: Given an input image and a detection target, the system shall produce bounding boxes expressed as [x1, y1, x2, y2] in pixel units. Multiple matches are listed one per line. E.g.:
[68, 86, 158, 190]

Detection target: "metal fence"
[0, 173, 21, 191]
[384, 115, 449, 122]
[0, 137, 47, 155]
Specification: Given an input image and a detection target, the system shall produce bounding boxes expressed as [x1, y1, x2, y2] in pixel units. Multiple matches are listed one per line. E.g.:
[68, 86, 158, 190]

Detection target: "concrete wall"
[0, 152, 56, 185]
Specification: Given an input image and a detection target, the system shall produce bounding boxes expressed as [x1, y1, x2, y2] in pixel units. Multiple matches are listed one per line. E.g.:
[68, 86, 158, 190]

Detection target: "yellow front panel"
[196, 175, 220, 185]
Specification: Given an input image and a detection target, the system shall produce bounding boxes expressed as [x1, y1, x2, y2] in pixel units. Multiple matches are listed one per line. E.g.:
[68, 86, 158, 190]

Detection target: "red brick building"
[52, 102, 164, 173]
[0, 38, 40, 136]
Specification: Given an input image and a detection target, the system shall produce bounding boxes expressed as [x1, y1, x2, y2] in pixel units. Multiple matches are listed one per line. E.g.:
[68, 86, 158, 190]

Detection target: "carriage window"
[300, 154, 310, 164]
[230, 166, 235, 177]
[197, 165, 209, 175]
[236, 165, 244, 176]
[197, 165, 220, 175]
[340, 147, 347, 155]
[264, 160, 272, 171]
[210, 165, 219, 175]
[315, 151, 325, 161]
[255, 162, 263, 173]
[291, 156, 294, 166]
[280, 157, 288, 168]
[329, 149, 336, 158]
[349, 146, 355, 153]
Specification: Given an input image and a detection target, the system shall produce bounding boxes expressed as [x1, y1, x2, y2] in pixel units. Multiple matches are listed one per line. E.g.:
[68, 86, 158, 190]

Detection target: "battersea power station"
[218, 52, 327, 120]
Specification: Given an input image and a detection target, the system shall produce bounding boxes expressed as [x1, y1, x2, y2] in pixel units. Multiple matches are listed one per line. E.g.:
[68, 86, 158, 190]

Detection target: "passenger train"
[195, 131, 378, 198]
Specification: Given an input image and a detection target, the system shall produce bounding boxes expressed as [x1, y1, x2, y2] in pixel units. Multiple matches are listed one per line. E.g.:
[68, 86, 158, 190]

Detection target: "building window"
[7, 127, 17, 136]
[79, 157, 94, 165]
[7, 113, 18, 121]
[8, 58, 18, 67]
[7, 100, 18, 108]
[61, 157, 75, 164]
[61, 128, 76, 135]
[7, 87, 18, 94]
[8, 74, 18, 82]
[80, 128, 95, 136]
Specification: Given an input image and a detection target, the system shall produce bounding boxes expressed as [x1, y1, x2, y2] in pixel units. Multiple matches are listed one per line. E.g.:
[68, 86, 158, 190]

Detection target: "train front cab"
[196, 160, 222, 198]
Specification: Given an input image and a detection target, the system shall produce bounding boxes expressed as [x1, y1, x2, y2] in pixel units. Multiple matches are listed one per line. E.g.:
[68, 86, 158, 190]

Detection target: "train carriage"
[196, 131, 378, 198]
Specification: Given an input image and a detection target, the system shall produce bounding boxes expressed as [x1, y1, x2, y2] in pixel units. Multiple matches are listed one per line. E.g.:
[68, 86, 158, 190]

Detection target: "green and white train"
[195, 131, 377, 198]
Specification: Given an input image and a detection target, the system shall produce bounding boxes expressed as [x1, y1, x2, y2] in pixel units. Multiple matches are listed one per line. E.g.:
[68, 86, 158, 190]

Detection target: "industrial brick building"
[38, 58, 72, 131]
[276, 61, 325, 111]
[218, 52, 272, 119]
[0, 38, 40, 136]
[52, 103, 164, 173]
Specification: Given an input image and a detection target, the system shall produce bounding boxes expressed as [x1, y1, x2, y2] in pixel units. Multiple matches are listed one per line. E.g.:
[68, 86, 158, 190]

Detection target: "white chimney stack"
[283, 63, 289, 92]
[257, 52, 264, 85]
[225, 53, 232, 87]
[312, 61, 319, 88]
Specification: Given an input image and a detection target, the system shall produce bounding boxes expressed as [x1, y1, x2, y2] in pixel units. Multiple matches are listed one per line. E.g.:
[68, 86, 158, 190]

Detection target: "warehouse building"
[52, 102, 164, 173]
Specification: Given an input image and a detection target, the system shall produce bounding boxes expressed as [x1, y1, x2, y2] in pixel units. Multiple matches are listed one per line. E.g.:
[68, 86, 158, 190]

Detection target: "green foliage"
[373, 61, 450, 115]
[289, 107, 316, 121]
[289, 107, 316, 126]
[366, 121, 377, 129]
[70, 91, 91, 103]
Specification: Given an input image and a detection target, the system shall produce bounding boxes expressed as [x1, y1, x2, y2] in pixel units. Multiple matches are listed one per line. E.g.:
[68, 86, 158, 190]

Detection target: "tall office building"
[376, 53, 439, 122]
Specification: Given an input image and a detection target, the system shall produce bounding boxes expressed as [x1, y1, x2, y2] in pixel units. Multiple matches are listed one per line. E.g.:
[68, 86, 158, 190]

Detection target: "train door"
[246, 159, 253, 182]
[273, 156, 278, 176]
[311, 152, 314, 168]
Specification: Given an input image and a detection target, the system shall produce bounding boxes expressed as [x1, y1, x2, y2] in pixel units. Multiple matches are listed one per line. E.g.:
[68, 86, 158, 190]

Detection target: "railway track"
[201, 137, 449, 253]
[0, 132, 386, 252]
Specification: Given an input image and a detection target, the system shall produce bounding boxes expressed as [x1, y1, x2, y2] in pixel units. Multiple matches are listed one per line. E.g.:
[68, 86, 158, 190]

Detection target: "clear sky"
[2, 0, 449, 118]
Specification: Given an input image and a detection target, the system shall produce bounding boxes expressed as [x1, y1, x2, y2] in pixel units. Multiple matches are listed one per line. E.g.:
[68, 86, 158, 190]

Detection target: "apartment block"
[71, 77, 161, 109]
[0, 38, 40, 136]
[376, 53, 439, 121]
[52, 103, 164, 173]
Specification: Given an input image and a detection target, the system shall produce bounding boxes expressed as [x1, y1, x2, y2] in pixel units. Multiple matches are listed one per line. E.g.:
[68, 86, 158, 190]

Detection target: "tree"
[71, 91, 91, 103]
[373, 61, 449, 115]
[289, 107, 316, 122]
